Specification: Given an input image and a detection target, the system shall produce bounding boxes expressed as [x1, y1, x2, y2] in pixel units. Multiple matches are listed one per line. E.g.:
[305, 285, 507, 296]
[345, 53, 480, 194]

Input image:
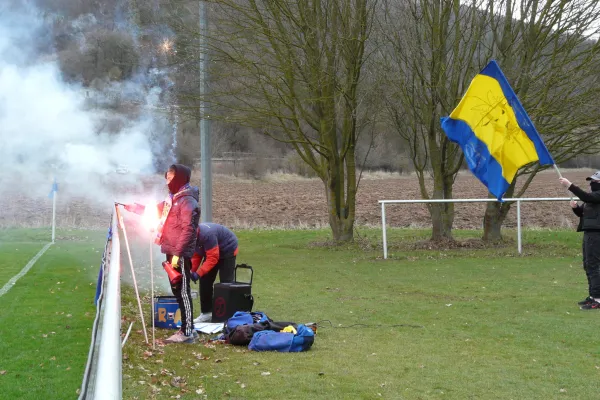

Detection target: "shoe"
[578, 296, 594, 306]
[164, 330, 196, 344]
[580, 299, 600, 310]
[193, 312, 212, 323]
[192, 330, 199, 340]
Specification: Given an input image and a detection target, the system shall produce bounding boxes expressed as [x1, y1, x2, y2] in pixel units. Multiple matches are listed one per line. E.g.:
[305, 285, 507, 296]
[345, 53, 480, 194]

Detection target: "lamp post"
[199, 0, 212, 222]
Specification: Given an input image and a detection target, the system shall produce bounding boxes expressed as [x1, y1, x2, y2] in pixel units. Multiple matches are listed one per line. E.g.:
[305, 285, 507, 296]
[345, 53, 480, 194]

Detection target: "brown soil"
[0, 169, 591, 231]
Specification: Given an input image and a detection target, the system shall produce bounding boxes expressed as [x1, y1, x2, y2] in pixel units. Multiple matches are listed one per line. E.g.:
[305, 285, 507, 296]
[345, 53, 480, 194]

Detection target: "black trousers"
[168, 255, 194, 336]
[199, 254, 236, 313]
[582, 231, 600, 298]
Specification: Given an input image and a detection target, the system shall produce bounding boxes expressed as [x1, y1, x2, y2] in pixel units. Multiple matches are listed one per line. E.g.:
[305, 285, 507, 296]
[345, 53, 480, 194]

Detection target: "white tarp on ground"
[194, 323, 224, 334]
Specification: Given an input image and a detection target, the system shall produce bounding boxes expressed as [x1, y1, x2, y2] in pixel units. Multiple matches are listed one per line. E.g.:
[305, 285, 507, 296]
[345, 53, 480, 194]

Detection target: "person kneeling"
[190, 223, 239, 323]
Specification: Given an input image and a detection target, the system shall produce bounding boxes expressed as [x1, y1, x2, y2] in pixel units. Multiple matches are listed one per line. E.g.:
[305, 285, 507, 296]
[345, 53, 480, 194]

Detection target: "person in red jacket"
[124, 164, 200, 343]
[190, 223, 239, 323]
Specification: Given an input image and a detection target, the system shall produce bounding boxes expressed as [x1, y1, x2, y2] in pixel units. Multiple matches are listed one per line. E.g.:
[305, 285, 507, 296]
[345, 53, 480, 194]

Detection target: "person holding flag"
[441, 59, 598, 310]
[559, 172, 600, 310]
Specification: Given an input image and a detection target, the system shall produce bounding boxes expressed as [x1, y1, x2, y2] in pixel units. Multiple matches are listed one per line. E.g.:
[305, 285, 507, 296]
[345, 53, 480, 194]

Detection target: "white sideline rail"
[95, 212, 122, 399]
[79, 213, 122, 399]
[379, 197, 577, 259]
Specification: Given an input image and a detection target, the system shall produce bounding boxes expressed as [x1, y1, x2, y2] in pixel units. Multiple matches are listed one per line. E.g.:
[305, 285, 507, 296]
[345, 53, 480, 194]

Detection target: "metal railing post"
[381, 202, 388, 259]
[517, 200, 522, 254]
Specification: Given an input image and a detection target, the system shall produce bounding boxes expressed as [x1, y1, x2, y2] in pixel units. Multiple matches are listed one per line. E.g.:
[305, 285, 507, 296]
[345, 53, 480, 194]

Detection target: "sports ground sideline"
[0, 242, 53, 298]
[0, 229, 105, 399]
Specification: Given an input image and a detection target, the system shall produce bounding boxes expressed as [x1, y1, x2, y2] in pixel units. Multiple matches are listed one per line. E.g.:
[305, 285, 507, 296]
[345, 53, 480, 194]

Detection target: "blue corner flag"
[48, 179, 58, 199]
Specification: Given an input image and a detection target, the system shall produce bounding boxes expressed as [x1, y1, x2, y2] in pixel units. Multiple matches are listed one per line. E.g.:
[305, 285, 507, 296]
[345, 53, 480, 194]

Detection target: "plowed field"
[1, 169, 593, 231]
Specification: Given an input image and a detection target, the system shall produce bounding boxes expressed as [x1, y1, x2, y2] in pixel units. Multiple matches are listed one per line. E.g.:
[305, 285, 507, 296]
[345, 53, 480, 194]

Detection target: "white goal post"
[379, 197, 576, 259]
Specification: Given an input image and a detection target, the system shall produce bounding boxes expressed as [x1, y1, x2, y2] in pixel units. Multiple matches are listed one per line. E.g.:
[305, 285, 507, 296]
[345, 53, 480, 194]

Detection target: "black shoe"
[580, 299, 600, 310]
[578, 296, 593, 306]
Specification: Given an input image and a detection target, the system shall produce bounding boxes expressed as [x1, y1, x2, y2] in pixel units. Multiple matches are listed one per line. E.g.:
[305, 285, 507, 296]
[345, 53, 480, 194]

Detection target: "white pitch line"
[0, 242, 53, 298]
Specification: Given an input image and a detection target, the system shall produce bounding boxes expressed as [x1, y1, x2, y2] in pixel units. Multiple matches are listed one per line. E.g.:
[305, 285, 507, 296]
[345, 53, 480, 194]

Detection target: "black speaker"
[211, 264, 254, 323]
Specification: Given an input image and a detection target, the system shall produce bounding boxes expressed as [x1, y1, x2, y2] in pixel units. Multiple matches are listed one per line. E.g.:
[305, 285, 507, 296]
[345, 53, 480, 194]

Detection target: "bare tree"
[175, 0, 380, 242]
[380, 0, 600, 242]
[481, 0, 600, 241]
[378, 0, 492, 240]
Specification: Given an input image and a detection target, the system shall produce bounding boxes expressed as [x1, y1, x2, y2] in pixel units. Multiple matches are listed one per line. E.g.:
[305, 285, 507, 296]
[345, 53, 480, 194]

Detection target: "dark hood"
[167, 164, 192, 194]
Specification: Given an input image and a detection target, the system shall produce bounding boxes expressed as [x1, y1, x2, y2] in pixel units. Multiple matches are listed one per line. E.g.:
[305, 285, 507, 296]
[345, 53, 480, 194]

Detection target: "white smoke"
[0, 4, 163, 209]
[120, 213, 176, 294]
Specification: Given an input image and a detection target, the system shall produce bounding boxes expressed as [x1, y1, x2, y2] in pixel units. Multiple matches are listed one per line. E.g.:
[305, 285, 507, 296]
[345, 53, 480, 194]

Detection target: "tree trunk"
[482, 201, 511, 242]
[325, 177, 355, 242]
[482, 182, 516, 241]
[417, 166, 456, 241]
[320, 137, 358, 243]
[430, 202, 454, 241]
[426, 143, 456, 241]
[328, 211, 354, 242]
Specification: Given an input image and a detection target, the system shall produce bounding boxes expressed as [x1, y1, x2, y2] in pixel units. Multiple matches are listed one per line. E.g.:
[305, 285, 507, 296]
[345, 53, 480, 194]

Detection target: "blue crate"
[154, 296, 180, 329]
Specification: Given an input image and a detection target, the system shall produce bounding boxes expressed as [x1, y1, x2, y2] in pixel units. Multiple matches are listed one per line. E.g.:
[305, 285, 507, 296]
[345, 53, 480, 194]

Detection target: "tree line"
[34, 0, 600, 243]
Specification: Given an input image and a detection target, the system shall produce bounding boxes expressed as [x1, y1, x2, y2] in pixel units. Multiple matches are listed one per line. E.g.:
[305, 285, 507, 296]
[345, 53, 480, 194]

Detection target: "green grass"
[0, 228, 107, 399]
[1, 227, 597, 399]
[120, 228, 598, 400]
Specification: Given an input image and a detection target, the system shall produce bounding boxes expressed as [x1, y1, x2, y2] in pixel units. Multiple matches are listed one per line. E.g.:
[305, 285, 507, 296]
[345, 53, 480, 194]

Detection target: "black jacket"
[159, 185, 200, 258]
[568, 184, 600, 232]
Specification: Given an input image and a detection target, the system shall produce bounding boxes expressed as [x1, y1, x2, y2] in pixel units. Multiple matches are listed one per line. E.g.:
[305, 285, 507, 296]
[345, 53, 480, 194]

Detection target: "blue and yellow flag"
[441, 60, 554, 200]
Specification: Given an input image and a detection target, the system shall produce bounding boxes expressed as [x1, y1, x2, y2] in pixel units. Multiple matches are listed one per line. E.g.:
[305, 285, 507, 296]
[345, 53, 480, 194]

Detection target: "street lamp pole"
[199, 0, 212, 222]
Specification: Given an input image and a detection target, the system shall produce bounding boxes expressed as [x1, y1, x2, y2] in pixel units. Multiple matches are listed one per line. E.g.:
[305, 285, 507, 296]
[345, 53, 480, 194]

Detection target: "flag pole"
[50, 178, 57, 243]
[116, 204, 149, 344]
[552, 164, 563, 178]
[150, 236, 155, 350]
[51, 187, 56, 243]
[553, 164, 574, 200]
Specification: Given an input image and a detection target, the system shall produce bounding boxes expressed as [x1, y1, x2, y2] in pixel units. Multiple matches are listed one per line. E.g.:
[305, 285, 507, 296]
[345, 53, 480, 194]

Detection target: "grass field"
[120, 228, 598, 399]
[0, 228, 107, 399]
[1, 227, 599, 399]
